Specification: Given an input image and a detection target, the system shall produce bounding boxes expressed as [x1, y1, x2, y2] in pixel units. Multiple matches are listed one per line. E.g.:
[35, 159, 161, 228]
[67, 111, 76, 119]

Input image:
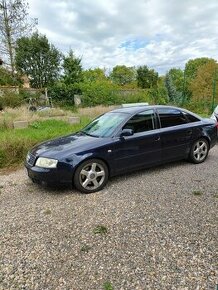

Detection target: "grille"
[27, 153, 36, 166]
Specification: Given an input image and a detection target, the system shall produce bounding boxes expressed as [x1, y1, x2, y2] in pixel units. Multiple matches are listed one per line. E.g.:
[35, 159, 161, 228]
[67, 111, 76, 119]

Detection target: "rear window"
[183, 112, 200, 123]
[157, 108, 188, 128]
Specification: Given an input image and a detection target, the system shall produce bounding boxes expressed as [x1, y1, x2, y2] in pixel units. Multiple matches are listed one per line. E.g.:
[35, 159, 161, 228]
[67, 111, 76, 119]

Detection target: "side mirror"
[120, 128, 134, 137]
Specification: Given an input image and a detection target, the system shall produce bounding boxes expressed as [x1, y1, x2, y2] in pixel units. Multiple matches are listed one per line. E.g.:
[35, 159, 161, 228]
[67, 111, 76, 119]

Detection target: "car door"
[112, 109, 161, 174]
[156, 108, 193, 162]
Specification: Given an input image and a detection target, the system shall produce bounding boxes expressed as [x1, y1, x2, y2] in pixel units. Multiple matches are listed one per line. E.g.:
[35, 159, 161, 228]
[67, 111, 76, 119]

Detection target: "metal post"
[182, 70, 186, 105]
[211, 68, 217, 113]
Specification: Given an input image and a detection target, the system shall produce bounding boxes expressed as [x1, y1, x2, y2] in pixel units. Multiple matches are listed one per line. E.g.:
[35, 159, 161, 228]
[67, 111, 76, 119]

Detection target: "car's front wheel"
[189, 138, 209, 164]
[73, 159, 109, 193]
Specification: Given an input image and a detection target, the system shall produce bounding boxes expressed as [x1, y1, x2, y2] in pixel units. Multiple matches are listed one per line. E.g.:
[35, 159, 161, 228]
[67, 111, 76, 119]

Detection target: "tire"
[73, 159, 109, 193]
[189, 138, 209, 164]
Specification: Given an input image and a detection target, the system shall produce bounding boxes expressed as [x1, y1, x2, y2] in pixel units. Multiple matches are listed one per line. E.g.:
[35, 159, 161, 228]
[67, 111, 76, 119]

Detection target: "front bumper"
[25, 163, 74, 185]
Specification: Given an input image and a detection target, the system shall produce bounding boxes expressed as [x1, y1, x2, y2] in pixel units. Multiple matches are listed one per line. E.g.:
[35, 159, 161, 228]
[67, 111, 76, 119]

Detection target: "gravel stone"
[0, 145, 217, 289]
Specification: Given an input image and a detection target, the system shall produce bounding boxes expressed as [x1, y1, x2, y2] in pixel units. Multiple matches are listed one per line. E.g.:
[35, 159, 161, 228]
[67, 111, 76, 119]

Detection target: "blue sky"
[29, 0, 218, 74]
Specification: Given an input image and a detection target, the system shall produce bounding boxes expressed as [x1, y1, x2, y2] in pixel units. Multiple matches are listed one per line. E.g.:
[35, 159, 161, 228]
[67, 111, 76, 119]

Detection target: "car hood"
[31, 132, 110, 159]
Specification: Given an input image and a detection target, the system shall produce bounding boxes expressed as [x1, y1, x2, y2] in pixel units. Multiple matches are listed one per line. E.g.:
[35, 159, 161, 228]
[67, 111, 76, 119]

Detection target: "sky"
[28, 0, 218, 74]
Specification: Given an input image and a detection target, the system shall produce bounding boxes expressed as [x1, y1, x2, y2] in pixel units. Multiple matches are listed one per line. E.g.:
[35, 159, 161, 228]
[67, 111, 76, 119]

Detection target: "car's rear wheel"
[74, 159, 108, 193]
[189, 138, 209, 164]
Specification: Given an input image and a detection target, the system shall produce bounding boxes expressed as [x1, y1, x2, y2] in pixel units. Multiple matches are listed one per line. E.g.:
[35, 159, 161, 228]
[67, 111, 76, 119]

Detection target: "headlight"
[35, 157, 58, 168]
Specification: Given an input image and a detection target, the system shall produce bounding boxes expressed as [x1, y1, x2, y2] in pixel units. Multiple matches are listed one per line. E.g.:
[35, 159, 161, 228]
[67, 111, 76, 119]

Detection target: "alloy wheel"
[193, 140, 208, 162]
[79, 162, 106, 191]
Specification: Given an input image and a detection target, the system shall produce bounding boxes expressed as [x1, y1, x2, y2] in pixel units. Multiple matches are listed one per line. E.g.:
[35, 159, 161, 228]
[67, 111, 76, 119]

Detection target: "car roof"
[110, 105, 186, 115]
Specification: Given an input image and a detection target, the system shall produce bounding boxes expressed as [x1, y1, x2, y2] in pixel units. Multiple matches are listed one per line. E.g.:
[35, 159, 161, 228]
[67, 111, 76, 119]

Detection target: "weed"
[80, 245, 91, 253]
[93, 225, 108, 235]
[0, 185, 3, 189]
[29, 121, 40, 129]
[214, 193, 218, 198]
[192, 190, 203, 196]
[103, 281, 114, 290]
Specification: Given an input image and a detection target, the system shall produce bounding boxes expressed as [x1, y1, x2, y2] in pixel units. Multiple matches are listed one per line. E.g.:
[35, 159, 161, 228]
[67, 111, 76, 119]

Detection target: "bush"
[79, 80, 119, 107]
[48, 82, 78, 105]
[0, 92, 23, 109]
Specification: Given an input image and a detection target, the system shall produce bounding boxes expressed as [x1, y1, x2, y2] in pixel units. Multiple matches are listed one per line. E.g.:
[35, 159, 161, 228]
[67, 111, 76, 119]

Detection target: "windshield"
[81, 112, 127, 137]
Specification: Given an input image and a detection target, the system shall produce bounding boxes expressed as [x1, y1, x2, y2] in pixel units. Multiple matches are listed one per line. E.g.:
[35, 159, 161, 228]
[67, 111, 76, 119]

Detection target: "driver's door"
[112, 109, 161, 174]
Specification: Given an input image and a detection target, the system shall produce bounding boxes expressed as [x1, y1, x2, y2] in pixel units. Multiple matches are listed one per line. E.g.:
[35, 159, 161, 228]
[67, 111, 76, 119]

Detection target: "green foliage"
[165, 73, 182, 104]
[15, 32, 62, 88]
[150, 76, 168, 104]
[79, 80, 119, 106]
[0, 92, 23, 109]
[93, 225, 108, 235]
[185, 57, 215, 80]
[184, 58, 217, 100]
[103, 282, 114, 290]
[168, 68, 184, 92]
[192, 190, 203, 196]
[82, 68, 107, 82]
[0, 67, 17, 85]
[0, 118, 91, 168]
[63, 50, 83, 85]
[110, 65, 136, 86]
[137, 65, 158, 89]
[189, 61, 218, 104]
[48, 82, 77, 105]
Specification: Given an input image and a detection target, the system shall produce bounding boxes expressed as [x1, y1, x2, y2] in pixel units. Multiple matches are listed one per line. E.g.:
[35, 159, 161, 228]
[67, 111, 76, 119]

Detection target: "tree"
[15, 32, 62, 88]
[63, 50, 83, 85]
[82, 68, 107, 82]
[136, 65, 158, 89]
[110, 65, 136, 86]
[0, 0, 36, 75]
[189, 61, 218, 103]
[184, 57, 215, 80]
[168, 68, 184, 92]
[165, 73, 182, 104]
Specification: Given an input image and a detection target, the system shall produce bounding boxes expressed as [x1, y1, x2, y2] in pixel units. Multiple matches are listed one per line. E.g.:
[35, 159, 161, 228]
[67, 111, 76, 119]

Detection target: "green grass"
[0, 117, 91, 169]
[103, 282, 114, 290]
[192, 190, 203, 196]
[93, 225, 108, 235]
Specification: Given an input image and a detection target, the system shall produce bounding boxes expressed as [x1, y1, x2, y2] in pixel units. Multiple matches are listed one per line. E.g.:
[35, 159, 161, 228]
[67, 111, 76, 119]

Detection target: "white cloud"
[28, 0, 218, 73]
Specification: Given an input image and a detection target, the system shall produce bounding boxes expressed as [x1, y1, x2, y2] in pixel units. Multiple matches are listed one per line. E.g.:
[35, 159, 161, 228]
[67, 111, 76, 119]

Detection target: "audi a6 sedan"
[25, 105, 218, 193]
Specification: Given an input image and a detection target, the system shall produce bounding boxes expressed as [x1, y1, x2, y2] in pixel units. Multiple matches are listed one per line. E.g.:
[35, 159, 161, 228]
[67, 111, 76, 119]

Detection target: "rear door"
[156, 108, 193, 161]
[112, 109, 161, 173]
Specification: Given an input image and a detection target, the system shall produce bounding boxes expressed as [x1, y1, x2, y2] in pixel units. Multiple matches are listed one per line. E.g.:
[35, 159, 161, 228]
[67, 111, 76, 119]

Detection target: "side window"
[182, 111, 200, 123]
[123, 109, 155, 134]
[157, 108, 187, 128]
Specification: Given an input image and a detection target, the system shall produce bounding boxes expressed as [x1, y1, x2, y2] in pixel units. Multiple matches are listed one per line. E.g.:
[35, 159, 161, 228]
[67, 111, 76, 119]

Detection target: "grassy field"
[0, 117, 91, 169]
[0, 105, 119, 169]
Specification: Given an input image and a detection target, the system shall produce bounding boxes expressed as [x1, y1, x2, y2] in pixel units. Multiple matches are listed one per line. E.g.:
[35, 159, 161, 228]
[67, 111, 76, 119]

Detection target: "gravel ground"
[0, 145, 218, 290]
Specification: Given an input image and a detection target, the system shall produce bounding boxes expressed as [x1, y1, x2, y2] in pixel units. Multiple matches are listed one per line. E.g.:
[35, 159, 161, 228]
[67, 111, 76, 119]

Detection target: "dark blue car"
[25, 105, 218, 193]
